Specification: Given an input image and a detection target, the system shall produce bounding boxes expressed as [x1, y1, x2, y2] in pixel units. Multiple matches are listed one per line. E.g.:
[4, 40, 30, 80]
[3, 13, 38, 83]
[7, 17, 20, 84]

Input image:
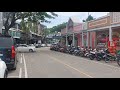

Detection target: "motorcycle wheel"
[74, 52, 77, 56]
[105, 57, 109, 63]
[96, 57, 101, 61]
[80, 53, 84, 57]
[89, 55, 94, 60]
[117, 58, 120, 66]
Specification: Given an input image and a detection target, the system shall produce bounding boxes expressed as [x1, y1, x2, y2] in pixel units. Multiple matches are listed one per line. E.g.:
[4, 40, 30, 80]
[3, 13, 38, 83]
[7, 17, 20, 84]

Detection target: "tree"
[48, 22, 67, 33]
[82, 14, 94, 22]
[3, 12, 58, 36]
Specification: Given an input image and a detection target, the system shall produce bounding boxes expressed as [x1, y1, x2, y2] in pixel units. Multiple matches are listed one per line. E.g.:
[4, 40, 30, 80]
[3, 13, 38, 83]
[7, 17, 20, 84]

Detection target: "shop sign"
[88, 16, 110, 29]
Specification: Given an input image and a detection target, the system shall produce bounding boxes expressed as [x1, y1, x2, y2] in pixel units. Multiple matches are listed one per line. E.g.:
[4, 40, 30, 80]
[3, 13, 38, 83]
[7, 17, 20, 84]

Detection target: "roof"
[70, 17, 80, 24]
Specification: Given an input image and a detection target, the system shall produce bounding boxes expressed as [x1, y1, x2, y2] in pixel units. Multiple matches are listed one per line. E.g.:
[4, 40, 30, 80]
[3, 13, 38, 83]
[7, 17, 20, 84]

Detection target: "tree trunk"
[4, 28, 9, 36]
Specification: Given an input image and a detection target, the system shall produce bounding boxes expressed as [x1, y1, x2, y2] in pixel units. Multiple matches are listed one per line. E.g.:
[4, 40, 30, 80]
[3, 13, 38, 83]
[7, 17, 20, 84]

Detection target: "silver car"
[17, 44, 36, 52]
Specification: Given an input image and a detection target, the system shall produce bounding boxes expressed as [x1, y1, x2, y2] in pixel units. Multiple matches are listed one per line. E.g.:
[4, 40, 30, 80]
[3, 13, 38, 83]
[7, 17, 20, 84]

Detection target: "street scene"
[7, 47, 120, 78]
[1, 12, 120, 78]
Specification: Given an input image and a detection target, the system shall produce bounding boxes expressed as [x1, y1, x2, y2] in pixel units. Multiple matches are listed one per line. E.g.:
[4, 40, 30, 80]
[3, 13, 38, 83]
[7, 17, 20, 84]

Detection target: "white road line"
[8, 76, 19, 78]
[19, 68, 22, 78]
[23, 53, 28, 78]
[47, 55, 93, 78]
[20, 54, 23, 64]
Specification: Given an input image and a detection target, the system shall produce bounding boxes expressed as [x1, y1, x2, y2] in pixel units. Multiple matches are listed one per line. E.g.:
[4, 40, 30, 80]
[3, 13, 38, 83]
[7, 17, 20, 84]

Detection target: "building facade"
[61, 12, 120, 52]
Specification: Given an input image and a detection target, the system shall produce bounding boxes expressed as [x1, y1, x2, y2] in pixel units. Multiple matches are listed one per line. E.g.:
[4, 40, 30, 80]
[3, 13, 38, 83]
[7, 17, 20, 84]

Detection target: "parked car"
[0, 35, 18, 70]
[47, 44, 51, 47]
[41, 44, 46, 47]
[35, 43, 41, 48]
[17, 44, 36, 52]
[0, 58, 8, 78]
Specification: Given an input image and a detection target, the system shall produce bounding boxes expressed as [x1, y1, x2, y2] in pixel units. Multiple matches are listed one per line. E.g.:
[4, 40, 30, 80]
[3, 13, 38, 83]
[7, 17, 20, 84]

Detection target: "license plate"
[0, 54, 3, 56]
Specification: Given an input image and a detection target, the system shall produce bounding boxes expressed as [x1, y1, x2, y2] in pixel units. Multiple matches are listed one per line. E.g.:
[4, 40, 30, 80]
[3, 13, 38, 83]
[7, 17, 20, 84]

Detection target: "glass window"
[0, 37, 13, 47]
[16, 32, 20, 37]
[12, 31, 15, 36]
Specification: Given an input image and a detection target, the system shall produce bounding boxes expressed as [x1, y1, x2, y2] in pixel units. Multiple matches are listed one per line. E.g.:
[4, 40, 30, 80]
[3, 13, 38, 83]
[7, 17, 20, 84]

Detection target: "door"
[17, 45, 24, 52]
[22, 45, 29, 52]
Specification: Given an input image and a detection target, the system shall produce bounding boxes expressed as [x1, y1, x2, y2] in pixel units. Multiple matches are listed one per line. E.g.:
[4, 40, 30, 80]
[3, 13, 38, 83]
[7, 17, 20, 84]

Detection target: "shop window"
[16, 32, 20, 37]
[12, 31, 15, 37]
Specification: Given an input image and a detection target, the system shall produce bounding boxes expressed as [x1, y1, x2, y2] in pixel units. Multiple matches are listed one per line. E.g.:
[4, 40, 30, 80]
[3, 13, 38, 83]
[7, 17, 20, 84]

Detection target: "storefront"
[95, 30, 109, 48]
[110, 12, 120, 51]
[87, 14, 110, 49]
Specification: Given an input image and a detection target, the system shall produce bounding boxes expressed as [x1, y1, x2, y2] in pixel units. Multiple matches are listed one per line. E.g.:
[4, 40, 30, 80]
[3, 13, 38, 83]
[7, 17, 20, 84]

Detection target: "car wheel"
[12, 63, 17, 70]
[4, 69, 8, 78]
[12, 59, 17, 70]
[29, 49, 33, 52]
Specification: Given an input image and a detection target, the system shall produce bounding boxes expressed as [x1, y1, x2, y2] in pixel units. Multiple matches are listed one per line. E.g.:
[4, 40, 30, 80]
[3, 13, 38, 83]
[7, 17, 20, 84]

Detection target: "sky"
[42, 12, 109, 28]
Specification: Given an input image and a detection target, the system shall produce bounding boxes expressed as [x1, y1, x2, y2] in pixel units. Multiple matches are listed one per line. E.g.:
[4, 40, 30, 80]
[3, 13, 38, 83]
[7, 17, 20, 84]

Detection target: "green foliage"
[3, 12, 58, 35]
[47, 22, 67, 33]
[82, 14, 94, 22]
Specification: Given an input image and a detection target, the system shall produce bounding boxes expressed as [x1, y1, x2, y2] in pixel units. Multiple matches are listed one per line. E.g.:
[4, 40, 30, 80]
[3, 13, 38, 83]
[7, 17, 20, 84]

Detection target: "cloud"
[43, 12, 109, 28]
[55, 12, 85, 17]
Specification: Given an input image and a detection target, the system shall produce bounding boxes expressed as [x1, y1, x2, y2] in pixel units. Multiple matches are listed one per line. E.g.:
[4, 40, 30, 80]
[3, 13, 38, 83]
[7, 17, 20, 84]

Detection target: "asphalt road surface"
[8, 47, 120, 78]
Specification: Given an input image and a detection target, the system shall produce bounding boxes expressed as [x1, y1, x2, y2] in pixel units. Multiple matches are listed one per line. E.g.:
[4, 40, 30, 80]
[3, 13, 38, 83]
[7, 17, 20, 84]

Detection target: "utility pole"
[88, 12, 89, 17]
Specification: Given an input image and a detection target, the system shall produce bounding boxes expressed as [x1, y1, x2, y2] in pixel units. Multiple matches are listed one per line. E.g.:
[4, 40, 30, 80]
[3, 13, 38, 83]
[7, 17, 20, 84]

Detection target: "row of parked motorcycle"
[50, 44, 120, 66]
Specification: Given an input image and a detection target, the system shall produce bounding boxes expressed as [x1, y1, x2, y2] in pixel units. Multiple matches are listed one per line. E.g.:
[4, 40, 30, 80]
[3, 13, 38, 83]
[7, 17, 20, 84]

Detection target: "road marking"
[80, 57, 120, 70]
[46, 55, 93, 78]
[8, 76, 19, 78]
[23, 53, 28, 78]
[19, 68, 22, 78]
[57, 52, 120, 70]
[20, 54, 23, 64]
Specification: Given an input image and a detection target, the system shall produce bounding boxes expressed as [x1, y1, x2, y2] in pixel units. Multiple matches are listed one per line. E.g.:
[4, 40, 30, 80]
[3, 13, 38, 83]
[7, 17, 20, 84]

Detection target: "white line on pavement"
[19, 68, 22, 78]
[20, 54, 23, 64]
[47, 55, 93, 78]
[23, 53, 28, 78]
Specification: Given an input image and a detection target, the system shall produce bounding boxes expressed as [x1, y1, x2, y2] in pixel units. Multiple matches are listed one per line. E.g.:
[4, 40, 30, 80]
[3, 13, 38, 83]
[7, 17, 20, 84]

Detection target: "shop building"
[61, 12, 120, 51]
[87, 13, 110, 49]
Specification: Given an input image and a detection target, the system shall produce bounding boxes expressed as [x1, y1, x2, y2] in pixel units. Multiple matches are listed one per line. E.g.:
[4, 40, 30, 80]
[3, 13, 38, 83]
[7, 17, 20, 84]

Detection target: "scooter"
[68, 46, 76, 54]
[89, 49, 102, 61]
[73, 46, 81, 56]
[103, 48, 116, 63]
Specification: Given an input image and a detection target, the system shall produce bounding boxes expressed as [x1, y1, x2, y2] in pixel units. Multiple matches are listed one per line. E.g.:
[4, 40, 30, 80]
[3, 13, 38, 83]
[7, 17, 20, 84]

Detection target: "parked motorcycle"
[68, 46, 76, 54]
[104, 48, 116, 63]
[116, 50, 120, 66]
[73, 46, 81, 56]
[89, 49, 103, 61]
[80, 47, 91, 58]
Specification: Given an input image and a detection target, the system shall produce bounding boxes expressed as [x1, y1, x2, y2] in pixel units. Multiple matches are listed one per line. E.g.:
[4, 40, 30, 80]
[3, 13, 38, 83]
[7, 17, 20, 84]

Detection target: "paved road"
[8, 47, 120, 78]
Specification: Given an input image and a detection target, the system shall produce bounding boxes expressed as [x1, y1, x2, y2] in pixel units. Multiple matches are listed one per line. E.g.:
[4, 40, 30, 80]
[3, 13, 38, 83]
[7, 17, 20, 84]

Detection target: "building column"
[109, 26, 112, 41]
[66, 34, 68, 46]
[72, 33, 75, 46]
[90, 32, 92, 48]
[86, 31, 89, 47]
[82, 32, 84, 46]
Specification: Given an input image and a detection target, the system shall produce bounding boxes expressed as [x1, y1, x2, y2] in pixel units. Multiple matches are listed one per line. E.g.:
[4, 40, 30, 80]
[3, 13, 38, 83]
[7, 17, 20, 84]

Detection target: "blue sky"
[42, 12, 109, 28]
